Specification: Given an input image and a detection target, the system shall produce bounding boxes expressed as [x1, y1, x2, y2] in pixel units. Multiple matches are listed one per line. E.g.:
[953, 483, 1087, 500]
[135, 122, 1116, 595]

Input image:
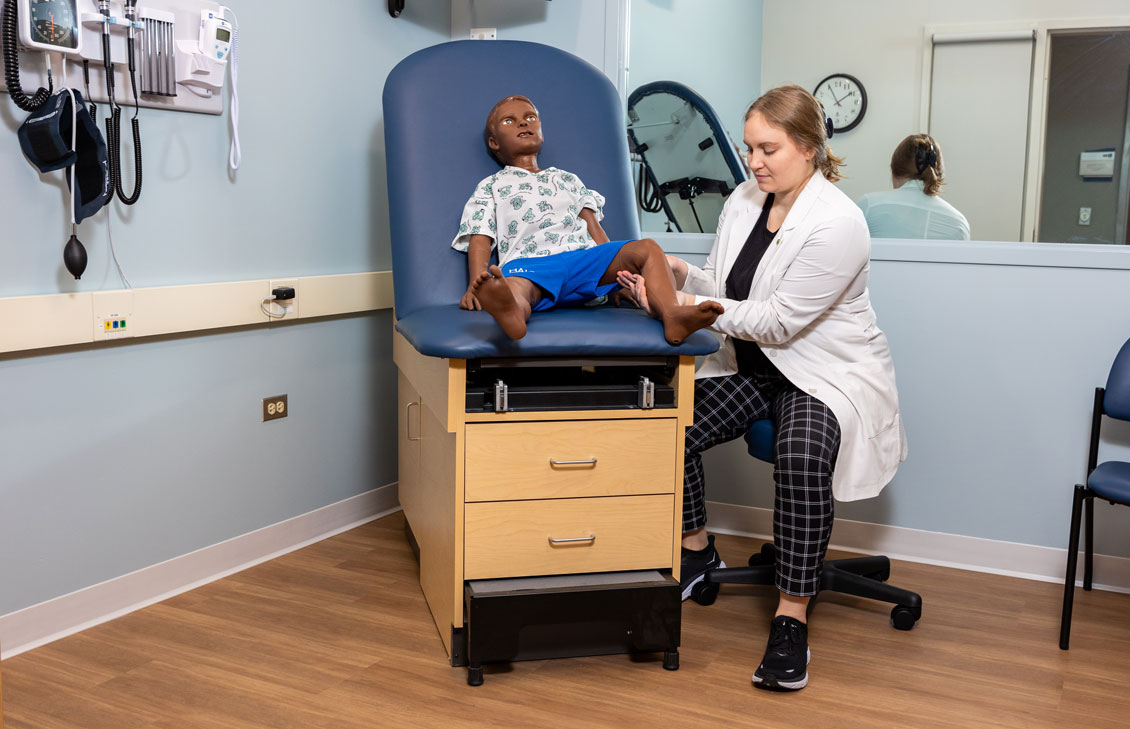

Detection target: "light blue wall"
[664, 235, 1130, 558]
[451, 0, 611, 72]
[628, 0, 762, 142]
[0, 0, 453, 616]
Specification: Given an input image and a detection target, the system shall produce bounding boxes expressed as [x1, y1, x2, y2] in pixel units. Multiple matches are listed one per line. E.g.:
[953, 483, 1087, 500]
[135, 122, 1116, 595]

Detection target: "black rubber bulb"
[64, 234, 88, 279]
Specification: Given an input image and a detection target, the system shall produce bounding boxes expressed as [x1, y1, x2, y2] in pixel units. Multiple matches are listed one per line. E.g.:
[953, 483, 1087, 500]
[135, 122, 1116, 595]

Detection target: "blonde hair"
[890, 134, 944, 195]
[746, 85, 844, 182]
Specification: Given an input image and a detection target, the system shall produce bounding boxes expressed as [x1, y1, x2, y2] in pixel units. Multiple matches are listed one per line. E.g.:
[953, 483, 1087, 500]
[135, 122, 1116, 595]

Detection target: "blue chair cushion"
[397, 305, 718, 359]
[745, 418, 775, 464]
[384, 41, 640, 321]
[1088, 461, 1130, 504]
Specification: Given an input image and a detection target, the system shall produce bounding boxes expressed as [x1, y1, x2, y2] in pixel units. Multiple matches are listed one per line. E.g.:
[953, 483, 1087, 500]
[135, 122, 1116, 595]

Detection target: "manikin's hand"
[460, 285, 482, 311]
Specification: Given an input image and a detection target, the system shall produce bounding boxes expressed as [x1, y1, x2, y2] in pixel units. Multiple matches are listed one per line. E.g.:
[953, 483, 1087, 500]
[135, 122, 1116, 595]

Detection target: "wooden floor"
[4, 511, 1130, 728]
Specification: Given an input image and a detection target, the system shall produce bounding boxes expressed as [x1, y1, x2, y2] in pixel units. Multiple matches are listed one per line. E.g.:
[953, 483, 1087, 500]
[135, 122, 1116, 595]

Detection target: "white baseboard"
[705, 501, 1130, 594]
[0, 483, 401, 660]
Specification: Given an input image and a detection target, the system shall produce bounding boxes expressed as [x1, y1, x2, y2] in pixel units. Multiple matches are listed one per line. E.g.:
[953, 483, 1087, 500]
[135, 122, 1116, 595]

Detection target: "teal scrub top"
[856, 180, 971, 240]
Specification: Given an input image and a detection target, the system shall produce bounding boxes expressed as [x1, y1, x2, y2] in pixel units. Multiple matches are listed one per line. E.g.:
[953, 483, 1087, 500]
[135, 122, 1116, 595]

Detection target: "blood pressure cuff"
[18, 89, 111, 223]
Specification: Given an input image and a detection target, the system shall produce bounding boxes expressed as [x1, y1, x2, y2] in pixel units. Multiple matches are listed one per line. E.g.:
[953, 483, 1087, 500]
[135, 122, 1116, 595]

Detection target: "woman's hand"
[616, 271, 652, 315]
[460, 285, 481, 311]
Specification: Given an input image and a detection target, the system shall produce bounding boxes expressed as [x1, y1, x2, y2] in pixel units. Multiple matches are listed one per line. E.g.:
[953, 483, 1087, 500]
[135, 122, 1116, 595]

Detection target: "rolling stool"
[689, 419, 923, 630]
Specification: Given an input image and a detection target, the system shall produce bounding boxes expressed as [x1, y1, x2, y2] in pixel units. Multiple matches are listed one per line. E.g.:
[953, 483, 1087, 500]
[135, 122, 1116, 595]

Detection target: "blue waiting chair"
[1059, 337, 1130, 650]
[691, 419, 924, 630]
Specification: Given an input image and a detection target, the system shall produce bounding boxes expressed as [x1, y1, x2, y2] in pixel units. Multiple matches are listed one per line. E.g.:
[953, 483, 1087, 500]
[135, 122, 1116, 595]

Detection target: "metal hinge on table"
[638, 376, 655, 409]
[494, 379, 509, 412]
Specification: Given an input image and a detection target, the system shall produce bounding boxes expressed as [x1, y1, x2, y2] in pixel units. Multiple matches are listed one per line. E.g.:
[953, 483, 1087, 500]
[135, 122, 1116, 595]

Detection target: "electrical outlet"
[263, 394, 288, 422]
[470, 27, 496, 40]
[1078, 207, 1092, 226]
[266, 278, 300, 321]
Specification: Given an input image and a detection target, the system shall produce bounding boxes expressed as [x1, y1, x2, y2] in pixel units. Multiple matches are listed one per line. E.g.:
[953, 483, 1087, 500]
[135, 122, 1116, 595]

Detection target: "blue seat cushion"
[745, 418, 775, 464]
[1088, 461, 1130, 504]
[396, 305, 719, 359]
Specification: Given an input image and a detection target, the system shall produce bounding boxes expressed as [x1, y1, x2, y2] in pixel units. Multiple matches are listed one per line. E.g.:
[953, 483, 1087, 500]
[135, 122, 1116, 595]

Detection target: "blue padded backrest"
[1105, 337, 1130, 421]
[383, 41, 640, 320]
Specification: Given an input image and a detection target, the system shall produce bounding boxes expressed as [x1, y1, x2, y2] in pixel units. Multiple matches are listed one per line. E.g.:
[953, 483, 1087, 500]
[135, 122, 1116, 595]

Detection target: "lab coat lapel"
[748, 173, 825, 294]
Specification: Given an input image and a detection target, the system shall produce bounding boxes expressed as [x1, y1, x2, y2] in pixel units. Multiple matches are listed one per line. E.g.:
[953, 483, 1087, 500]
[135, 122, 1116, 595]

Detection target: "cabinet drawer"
[464, 495, 674, 579]
[464, 419, 677, 502]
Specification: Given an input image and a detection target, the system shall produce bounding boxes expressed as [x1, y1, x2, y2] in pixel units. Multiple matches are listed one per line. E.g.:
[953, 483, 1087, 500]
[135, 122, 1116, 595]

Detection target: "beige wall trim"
[0, 484, 401, 660]
[706, 500, 1130, 595]
[0, 271, 394, 355]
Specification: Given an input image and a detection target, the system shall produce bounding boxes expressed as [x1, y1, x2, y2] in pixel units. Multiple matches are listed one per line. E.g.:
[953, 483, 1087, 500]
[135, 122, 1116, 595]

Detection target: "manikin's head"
[483, 95, 544, 166]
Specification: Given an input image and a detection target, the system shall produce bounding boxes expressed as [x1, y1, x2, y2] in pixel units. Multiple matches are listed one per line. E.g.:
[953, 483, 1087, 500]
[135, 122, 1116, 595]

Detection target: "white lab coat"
[684, 174, 907, 501]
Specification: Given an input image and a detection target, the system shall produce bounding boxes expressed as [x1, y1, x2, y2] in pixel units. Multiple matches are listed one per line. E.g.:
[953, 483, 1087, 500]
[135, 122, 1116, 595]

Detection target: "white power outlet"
[470, 27, 497, 40]
[266, 278, 300, 321]
[1078, 207, 1092, 226]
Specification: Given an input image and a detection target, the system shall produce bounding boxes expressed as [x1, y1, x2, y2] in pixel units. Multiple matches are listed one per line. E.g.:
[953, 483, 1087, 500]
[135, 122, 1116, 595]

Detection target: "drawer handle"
[548, 534, 596, 545]
[549, 458, 598, 466]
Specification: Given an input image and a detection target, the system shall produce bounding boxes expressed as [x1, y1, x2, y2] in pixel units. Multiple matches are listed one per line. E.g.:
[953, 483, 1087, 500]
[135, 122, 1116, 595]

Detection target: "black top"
[725, 194, 779, 377]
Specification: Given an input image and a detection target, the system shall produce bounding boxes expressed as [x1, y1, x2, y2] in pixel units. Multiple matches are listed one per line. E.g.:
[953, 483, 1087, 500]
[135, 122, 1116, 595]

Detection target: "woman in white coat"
[623, 85, 907, 691]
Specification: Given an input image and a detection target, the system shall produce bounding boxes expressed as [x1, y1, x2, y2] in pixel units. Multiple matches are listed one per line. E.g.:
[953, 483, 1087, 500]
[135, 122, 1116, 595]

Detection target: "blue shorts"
[500, 240, 632, 312]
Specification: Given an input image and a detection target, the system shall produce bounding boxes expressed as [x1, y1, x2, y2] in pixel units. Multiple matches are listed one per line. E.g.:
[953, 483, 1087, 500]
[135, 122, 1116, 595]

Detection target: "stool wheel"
[467, 666, 484, 686]
[690, 580, 718, 606]
[891, 605, 918, 631]
[748, 543, 776, 567]
[663, 649, 680, 671]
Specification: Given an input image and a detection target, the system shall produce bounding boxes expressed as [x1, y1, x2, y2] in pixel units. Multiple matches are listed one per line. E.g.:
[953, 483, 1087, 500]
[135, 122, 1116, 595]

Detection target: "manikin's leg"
[600, 239, 722, 345]
[470, 265, 542, 339]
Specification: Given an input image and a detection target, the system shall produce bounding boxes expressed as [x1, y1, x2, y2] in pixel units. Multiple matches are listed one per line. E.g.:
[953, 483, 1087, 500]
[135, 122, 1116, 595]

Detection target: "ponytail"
[891, 134, 944, 195]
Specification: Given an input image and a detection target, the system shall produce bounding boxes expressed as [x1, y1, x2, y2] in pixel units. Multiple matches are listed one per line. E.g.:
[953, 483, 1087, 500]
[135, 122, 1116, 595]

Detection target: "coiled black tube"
[105, 106, 142, 205]
[2, 0, 52, 112]
[636, 163, 663, 214]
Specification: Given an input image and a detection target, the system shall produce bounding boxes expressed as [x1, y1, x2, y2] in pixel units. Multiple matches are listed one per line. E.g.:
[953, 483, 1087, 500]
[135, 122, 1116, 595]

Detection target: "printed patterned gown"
[451, 167, 606, 267]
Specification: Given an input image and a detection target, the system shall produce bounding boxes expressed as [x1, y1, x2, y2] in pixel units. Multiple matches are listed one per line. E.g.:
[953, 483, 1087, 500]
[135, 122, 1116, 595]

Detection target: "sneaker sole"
[680, 559, 726, 601]
[752, 648, 811, 691]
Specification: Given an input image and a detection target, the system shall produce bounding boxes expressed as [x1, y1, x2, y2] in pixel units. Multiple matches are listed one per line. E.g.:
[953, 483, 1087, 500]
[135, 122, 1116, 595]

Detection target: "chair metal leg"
[1084, 494, 1094, 591]
[1060, 484, 1086, 650]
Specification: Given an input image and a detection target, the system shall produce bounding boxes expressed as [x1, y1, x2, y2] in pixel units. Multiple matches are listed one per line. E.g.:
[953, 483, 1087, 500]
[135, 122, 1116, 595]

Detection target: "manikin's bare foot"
[663, 301, 724, 345]
[471, 265, 528, 339]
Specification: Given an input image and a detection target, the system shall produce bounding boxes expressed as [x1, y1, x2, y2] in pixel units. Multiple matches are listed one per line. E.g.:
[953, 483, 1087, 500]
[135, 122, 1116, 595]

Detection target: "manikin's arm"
[579, 209, 610, 244]
[460, 234, 493, 310]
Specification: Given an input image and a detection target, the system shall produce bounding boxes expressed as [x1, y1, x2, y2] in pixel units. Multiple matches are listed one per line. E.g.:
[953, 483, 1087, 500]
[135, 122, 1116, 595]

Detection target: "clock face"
[28, 0, 78, 50]
[814, 74, 867, 134]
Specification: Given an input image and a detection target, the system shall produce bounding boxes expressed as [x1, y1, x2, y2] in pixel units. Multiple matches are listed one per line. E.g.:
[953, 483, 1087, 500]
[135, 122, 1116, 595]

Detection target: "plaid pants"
[684, 370, 841, 596]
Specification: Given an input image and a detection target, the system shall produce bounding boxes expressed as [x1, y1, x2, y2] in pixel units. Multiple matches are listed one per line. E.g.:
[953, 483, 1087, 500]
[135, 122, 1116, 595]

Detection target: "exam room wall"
[669, 241, 1130, 560]
[0, 0, 453, 617]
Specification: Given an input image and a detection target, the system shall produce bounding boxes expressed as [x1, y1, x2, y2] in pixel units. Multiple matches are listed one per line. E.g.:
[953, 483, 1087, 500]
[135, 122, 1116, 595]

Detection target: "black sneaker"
[752, 615, 810, 691]
[680, 534, 726, 601]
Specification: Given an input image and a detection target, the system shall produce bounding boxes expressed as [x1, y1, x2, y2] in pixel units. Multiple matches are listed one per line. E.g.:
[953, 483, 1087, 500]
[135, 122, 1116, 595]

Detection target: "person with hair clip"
[618, 85, 907, 691]
[857, 134, 970, 240]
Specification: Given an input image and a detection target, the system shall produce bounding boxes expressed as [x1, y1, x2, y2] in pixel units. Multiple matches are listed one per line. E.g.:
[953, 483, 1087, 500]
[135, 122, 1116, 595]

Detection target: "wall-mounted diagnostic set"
[1, 0, 240, 279]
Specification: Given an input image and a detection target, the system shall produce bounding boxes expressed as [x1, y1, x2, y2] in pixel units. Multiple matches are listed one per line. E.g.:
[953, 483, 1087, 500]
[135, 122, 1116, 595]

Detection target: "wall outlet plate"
[1079, 207, 1092, 226]
[470, 27, 497, 40]
[262, 394, 288, 422]
[266, 278, 300, 321]
[93, 290, 135, 341]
